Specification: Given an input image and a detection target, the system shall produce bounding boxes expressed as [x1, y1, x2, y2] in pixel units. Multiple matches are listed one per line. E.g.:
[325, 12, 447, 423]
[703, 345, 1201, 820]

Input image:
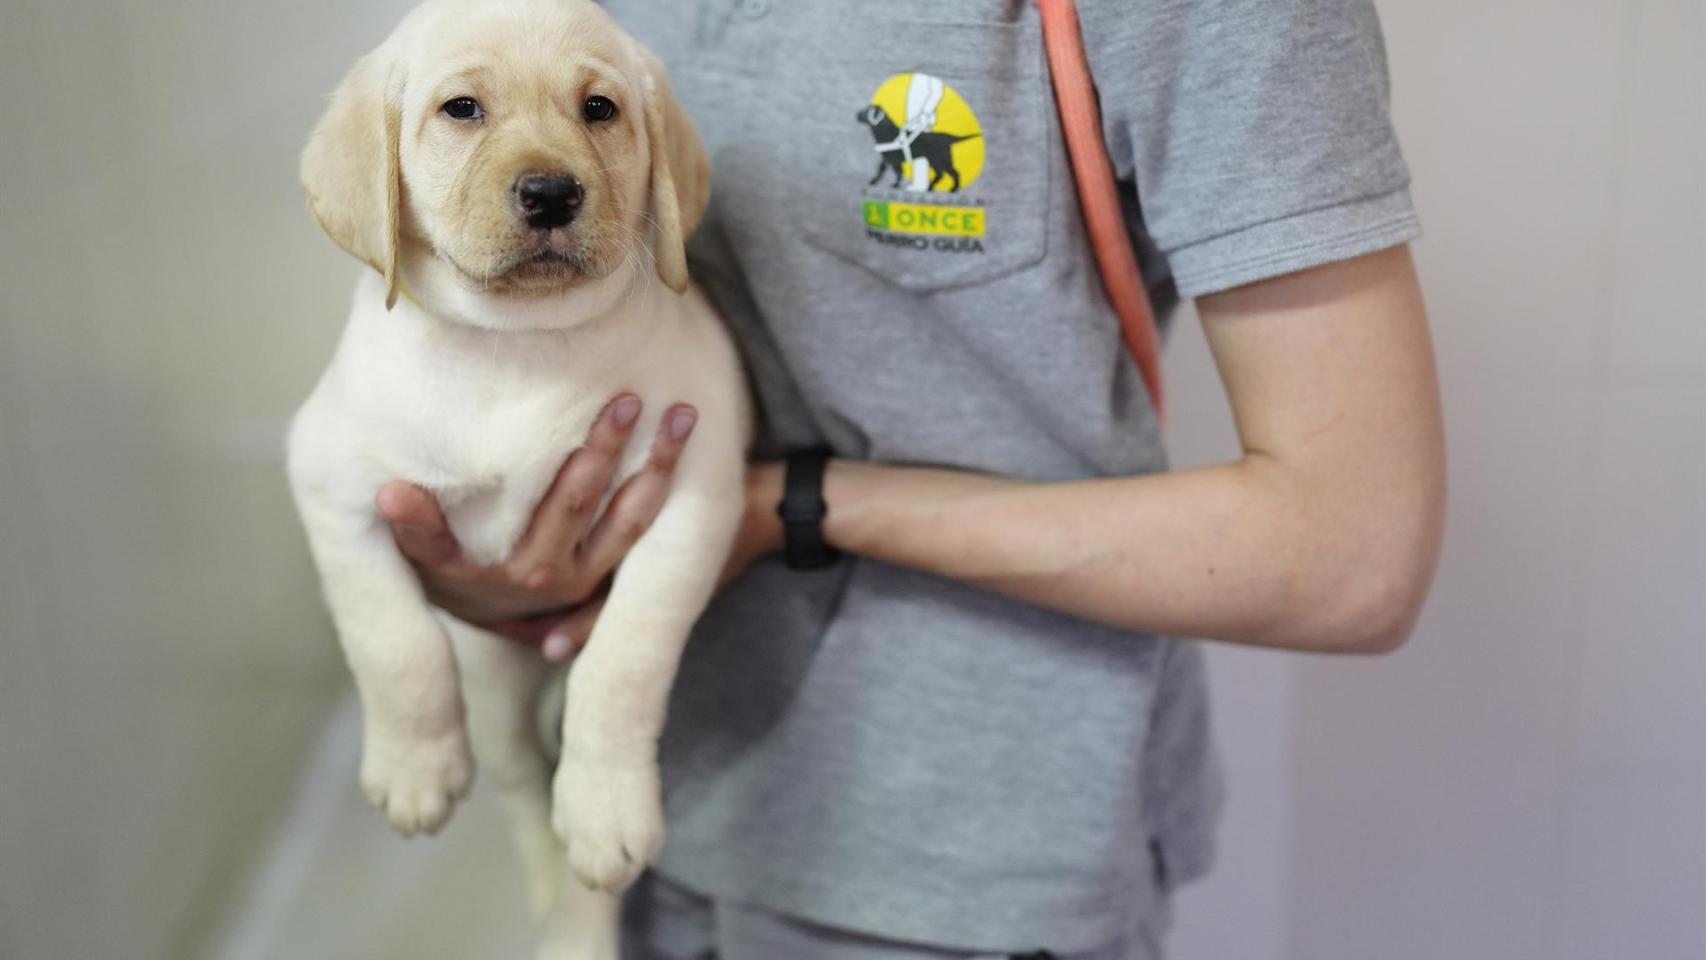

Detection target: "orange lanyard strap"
[1037, 0, 1166, 424]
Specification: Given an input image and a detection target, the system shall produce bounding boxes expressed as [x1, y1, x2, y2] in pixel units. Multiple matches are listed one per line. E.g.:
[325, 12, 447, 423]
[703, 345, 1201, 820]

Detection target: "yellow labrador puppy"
[288, 0, 747, 954]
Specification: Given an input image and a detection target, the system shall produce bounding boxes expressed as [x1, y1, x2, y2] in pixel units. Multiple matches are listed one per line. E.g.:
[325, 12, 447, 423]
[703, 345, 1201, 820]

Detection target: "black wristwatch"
[778, 448, 840, 570]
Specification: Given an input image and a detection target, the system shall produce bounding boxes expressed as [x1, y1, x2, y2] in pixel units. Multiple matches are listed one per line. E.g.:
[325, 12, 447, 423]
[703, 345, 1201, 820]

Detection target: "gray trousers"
[620, 873, 1165, 960]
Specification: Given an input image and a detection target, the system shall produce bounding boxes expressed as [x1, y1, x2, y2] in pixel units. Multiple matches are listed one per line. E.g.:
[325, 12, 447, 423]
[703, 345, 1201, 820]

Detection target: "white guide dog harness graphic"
[873, 72, 946, 192]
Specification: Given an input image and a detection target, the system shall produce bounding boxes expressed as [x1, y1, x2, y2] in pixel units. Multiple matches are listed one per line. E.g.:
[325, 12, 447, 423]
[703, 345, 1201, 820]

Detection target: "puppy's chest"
[391, 379, 600, 567]
[438, 410, 662, 568]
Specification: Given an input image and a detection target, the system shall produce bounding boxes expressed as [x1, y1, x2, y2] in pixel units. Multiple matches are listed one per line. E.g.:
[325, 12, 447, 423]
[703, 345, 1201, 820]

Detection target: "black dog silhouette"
[856, 105, 981, 193]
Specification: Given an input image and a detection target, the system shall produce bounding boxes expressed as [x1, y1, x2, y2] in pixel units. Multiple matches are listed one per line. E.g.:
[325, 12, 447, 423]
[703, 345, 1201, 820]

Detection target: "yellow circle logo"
[857, 72, 984, 193]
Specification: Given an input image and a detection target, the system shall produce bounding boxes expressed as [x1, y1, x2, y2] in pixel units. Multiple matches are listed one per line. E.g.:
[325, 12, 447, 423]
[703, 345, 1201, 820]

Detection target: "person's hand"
[375, 394, 698, 661]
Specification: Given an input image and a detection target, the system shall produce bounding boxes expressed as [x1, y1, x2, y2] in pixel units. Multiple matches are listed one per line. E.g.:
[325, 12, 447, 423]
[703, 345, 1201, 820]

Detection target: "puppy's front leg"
[298, 494, 474, 836]
[551, 487, 741, 892]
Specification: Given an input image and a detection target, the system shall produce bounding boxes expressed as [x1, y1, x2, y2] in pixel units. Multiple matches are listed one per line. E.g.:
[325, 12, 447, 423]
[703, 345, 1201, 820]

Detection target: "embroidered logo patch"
[856, 72, 988, 255]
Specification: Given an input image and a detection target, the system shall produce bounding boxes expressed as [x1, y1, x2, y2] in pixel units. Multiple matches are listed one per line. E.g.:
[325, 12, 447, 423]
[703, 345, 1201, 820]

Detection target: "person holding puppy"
[379, 0, 1444, 957]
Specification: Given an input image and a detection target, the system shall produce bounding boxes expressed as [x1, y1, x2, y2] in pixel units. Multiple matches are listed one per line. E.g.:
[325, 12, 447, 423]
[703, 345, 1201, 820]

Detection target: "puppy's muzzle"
[515, 174, 585, 231]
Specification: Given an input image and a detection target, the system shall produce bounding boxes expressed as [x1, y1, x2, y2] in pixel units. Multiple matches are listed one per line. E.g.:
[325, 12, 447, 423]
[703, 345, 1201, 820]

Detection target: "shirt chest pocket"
[780, 20, 1053, 292]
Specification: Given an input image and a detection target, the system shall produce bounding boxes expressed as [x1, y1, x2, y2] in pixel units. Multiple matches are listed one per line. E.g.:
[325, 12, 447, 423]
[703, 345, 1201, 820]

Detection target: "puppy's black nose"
[515, 175, 584, 230]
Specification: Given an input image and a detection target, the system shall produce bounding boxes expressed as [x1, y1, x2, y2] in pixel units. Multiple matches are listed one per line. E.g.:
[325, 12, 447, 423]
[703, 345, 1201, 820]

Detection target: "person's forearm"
[790, 249, 1444, 654]
[820, 453, 1435, 654]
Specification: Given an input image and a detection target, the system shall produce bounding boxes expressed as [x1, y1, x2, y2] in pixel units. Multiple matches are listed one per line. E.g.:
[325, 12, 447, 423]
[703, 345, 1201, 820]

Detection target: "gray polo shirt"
[601, 0, 1419, 952]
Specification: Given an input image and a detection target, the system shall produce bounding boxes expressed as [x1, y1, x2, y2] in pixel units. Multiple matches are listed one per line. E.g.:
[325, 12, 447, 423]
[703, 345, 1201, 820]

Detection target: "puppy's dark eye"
[582, 96, 618, 123]
[441, 97, 483, 121]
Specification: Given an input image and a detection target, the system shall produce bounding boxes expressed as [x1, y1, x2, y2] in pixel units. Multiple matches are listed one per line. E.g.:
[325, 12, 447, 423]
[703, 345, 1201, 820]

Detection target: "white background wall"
[0, 1, 1700, 959]
[0, 2, 380, 956]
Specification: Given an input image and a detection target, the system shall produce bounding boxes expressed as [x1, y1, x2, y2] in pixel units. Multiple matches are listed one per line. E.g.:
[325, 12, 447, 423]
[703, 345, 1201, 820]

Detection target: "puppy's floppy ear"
[301, 51, 405, 309]
[637, 46, 709, 295]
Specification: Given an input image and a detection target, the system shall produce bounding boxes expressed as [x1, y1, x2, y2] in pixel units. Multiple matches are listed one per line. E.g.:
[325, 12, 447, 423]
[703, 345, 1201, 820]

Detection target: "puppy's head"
[300, 0, 708, 310]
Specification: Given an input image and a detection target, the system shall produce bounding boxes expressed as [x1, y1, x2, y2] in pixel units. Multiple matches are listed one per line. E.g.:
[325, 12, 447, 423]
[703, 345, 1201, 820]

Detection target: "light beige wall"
[1173, 1, 1706, 958]
[0, 1, 414, 957]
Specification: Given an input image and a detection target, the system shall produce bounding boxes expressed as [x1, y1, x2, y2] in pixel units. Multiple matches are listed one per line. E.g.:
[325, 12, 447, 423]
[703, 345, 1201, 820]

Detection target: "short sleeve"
[1077, 0, 1421, 299]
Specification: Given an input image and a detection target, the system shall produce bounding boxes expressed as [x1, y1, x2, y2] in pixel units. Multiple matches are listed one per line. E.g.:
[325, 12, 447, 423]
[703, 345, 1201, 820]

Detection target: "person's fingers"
[580, 404, 697, 573]
[541, 597, 605, 662]
[376, 483, 464, 568]
[481, 616, 556, 647]
[508, 394, 642, 582]
[484, 601, 602, 660]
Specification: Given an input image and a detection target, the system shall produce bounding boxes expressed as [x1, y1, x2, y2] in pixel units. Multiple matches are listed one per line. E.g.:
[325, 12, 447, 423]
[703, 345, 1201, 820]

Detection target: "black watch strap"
[778, 448, 839, 570]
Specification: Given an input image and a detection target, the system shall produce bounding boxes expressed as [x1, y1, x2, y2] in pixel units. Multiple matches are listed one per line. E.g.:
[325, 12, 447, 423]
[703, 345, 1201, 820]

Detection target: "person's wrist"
[778, 449, 840, 569]
[746, 461, 786, 555]
[820, 457, 874, 548]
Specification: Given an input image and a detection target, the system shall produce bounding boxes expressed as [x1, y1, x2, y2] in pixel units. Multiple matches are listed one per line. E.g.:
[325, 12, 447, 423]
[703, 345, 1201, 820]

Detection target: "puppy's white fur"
[287, 2, 748, 956]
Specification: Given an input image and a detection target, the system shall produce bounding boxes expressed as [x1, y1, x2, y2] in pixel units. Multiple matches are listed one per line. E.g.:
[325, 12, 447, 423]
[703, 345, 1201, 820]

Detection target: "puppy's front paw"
[551, 753, 663, 893]
[360, 727, 474, 836]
